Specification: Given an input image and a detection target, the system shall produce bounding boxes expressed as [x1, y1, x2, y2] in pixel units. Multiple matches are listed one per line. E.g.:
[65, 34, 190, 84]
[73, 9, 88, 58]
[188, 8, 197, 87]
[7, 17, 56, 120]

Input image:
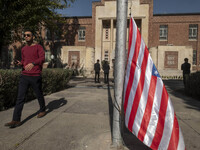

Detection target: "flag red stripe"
[167, 114, 180, 150]
[127, 46, 149, 132]
[124, 28, 141, 113]
[127, 18, 133, 59]
[137, 75, 157, 142]
[150, 86, 169, 149]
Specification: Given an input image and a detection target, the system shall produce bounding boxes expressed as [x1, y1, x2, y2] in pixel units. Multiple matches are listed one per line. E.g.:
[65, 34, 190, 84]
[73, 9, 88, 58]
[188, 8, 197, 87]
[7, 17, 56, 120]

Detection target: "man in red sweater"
[5, 29, 46, 128]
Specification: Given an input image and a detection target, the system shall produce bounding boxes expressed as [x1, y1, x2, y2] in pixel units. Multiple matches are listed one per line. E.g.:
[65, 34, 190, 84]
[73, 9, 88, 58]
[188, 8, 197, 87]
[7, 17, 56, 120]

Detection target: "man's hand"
[15, 60, 22, 66]
[25, 63, 34, 71]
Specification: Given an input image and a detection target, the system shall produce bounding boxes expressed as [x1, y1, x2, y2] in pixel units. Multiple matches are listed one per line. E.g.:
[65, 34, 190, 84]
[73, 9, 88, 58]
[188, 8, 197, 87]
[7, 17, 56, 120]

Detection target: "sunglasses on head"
[24, 34, 31, 37]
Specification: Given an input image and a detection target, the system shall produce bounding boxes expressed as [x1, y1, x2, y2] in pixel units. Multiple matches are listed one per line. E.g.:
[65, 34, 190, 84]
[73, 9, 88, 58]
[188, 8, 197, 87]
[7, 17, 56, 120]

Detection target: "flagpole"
[112, 0, 128, 147]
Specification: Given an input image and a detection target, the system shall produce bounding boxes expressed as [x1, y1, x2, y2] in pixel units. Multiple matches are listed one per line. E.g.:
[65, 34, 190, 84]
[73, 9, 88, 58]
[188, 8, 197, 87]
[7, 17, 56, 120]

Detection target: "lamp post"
[51, 54, 55, 68]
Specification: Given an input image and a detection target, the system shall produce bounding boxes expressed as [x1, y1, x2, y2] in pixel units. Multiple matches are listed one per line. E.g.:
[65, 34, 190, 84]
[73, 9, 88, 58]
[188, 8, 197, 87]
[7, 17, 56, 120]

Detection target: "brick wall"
[75, 17, 93, 47]
[140, 0, 154, 48]
[150, 14, 200, 70]
[64, 17, 93, 47]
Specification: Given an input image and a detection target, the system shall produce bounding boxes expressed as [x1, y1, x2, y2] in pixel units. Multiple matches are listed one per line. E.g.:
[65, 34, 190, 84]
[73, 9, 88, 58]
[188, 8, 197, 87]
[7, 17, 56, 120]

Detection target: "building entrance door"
[68, 51, 80, 68]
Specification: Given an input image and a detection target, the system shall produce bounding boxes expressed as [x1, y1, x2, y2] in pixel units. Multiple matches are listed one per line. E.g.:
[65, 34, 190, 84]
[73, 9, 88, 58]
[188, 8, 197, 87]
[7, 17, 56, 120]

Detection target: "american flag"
[123, 17, 185, 150]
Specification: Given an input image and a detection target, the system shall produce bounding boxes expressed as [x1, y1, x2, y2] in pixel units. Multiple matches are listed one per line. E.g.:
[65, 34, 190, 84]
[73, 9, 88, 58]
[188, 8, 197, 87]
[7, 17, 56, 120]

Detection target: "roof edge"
[154, 12, 200, 16]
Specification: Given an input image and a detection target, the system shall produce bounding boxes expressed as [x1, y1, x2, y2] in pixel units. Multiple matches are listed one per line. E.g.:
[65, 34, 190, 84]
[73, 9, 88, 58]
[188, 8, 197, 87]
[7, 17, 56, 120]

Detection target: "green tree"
[0, 0, 75, 59]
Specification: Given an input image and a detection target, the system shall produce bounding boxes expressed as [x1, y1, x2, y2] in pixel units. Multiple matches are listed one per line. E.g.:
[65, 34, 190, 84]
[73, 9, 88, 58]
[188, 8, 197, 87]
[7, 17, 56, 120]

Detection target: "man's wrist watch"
[32, 62, 36, 66]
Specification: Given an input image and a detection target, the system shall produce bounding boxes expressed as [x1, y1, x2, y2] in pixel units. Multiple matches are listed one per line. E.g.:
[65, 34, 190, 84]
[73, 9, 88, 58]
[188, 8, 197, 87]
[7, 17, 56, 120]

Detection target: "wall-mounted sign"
[164, 51, 178, 69]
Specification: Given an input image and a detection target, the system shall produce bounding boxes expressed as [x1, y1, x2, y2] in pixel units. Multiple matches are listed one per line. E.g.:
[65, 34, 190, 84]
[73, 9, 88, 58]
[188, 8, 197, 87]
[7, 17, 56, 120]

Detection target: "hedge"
[185, 71, 200, 98]
[0, 69, 72, 111]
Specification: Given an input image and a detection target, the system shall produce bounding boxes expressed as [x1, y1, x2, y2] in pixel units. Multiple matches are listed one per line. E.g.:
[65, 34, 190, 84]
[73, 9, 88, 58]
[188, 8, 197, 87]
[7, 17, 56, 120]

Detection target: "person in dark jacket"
[94, 59, 100, 83]
[103, 60, 110, 83]
[5, 29, 46, 128]
[181, 58, 191, 86]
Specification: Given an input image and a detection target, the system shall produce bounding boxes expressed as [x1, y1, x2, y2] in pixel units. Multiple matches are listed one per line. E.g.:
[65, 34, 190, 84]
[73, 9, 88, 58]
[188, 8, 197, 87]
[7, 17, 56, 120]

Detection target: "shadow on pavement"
[106, 79, 199, 149]
[67, 77, 108, 88]
[21, 98, 67, 125]
[120, 108, 151, 149]
[21, 111, 39, 125]
[107, 81, 151, 150]
[107, 82, 113, 136]
[70, 76, 94, 82]
[121, 128, 152, 150]
[163, 79, 200, 111]
[46, 98, 67, 114]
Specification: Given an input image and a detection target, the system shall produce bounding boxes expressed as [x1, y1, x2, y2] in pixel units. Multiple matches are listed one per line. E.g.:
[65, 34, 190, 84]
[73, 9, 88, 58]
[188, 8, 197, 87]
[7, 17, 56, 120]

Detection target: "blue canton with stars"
[152, 64, 160, 78]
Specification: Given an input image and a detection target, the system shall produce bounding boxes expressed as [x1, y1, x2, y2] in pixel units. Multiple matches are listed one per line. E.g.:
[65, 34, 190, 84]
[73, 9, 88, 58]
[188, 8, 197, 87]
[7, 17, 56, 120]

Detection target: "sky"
[56, 0, 99, 17]
[56, 0, 200, 17]
[154, 0, 200, 14]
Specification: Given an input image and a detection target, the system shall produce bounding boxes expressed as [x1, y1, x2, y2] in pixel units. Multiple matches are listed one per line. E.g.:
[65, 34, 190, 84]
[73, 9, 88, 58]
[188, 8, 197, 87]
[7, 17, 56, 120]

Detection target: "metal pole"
[112, 0, 128, 147]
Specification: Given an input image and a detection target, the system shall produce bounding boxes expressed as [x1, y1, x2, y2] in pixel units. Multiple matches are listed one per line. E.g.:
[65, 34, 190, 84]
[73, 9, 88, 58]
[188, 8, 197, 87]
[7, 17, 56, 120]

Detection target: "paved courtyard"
[0, 77, 199, 150]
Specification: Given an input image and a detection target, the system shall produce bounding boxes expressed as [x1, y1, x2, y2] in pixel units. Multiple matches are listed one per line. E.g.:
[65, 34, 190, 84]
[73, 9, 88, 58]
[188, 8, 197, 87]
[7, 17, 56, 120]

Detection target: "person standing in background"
[181, 58, 191, 86]
[103, 60, 110, 83]
[94, 59, 100, 83]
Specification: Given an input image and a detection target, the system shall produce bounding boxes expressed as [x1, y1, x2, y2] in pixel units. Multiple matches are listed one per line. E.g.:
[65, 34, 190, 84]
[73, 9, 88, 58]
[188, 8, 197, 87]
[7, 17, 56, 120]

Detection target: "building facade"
[93, 0, 152, 72]
[2, 0, 200, 77]
[149, 13, 200, 76]
[59, 17, 94, 73]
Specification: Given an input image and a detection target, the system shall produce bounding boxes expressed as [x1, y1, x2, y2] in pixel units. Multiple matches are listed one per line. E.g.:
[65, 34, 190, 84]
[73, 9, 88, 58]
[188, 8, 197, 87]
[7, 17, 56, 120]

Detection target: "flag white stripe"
[125, 64, 141, 127]
[158, 97, 174, 149]
[177, 128, 185, 150]
[125, 36, 145, 128]
[132, 53, 151, 136]
[137, 39, 146, 68]
[144, 77, 163, 147]
[123, 20, 137, 102]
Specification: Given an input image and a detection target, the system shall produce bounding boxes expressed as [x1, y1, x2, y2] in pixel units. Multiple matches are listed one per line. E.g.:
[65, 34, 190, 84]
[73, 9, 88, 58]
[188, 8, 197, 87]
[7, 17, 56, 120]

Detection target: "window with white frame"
[159, 25, 168, 40]
[189, 24, 198, 40]
[104, 50, 109, 61]
[78, 27, 85, 41]
[193, 50, 197, 65]
[103, 20, 110, 41]
[105, 29, 109, 40]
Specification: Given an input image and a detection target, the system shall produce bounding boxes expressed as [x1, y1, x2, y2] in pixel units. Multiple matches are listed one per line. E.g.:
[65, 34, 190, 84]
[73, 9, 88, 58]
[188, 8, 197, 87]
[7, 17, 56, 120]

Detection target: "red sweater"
[21, 44, 45, 76]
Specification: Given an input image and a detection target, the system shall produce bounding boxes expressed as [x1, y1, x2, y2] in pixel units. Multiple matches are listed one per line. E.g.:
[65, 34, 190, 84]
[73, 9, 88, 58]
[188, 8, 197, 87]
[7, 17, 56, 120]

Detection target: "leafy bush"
[185, 71, 200, 98]
[0, 69, 20, 111]
[0, 69, 72, 111]
[42, 69, 72, 94]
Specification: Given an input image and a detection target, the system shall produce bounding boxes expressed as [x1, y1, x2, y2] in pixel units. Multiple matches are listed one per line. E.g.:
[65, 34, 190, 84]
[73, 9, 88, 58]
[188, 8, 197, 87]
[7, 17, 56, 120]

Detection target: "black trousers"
[183, 74, 189, 86]
[13, 75, 46, 121]
[95, 71, 100, 82]
[104, 73, 109, 83]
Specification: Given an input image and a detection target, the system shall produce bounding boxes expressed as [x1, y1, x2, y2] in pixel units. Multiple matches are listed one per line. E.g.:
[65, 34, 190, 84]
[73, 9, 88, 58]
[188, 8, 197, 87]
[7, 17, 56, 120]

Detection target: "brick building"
[58, 0, 200, 76]
[149, 13, 200, 76]
[2, 0, 200, 77]
[58, 17, 94, 71]
[1, 17, 94, 70]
